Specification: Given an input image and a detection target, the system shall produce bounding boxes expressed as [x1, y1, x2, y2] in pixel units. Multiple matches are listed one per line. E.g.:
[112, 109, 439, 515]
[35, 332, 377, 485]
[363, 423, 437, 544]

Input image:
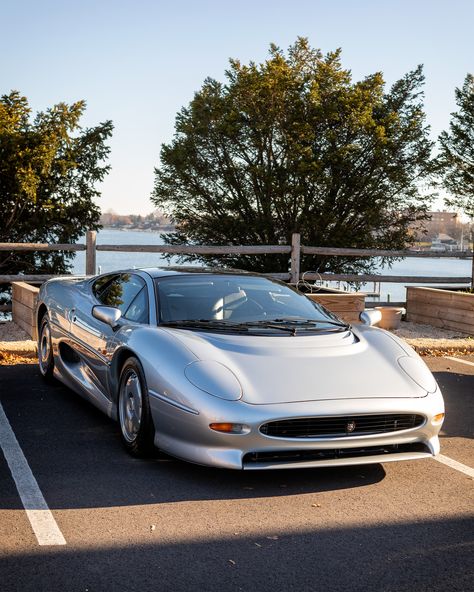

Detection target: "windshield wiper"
[235, 321, 299, 334]
[160, 318, 350, 334]
[242, 318, 350, 330]
[160, 319, 249, 332]
[237, 319, 350, 333]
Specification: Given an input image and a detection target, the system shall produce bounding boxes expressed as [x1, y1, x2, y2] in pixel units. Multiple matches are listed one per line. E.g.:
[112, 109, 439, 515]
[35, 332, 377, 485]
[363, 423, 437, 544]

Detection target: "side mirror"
[359, 309, 382, 326]
[92, 305, 122, 328]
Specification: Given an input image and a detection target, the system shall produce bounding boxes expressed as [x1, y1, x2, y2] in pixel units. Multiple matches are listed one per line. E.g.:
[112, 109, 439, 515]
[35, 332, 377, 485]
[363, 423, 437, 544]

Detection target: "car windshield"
[155, 274, 347, 330]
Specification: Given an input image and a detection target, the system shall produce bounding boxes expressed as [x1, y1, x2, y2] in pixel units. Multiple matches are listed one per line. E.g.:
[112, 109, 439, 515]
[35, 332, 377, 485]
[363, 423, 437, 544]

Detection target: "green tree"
[0, 91, 113, 275]
[152, 38, 434, 274]
[439, 74, 474, 217]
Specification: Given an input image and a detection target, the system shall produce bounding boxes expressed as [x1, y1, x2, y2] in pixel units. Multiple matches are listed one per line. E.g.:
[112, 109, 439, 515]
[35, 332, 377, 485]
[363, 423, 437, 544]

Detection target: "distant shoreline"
[100, 225, 175, 233]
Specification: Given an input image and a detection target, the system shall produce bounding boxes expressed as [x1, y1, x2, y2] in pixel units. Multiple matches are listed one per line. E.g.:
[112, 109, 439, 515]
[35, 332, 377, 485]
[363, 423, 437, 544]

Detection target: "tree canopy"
[439, 73, 474, 218]
[152, 38, 434, 274]
[0, 91, 113, 275]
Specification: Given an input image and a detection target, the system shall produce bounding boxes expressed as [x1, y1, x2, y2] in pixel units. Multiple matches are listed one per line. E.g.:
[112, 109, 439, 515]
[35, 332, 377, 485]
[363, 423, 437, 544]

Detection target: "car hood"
[163, 325, 433, 404]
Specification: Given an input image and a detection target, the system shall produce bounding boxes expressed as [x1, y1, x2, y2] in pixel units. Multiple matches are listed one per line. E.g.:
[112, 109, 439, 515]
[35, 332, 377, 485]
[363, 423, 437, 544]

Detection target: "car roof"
[139, 266, 257, 279]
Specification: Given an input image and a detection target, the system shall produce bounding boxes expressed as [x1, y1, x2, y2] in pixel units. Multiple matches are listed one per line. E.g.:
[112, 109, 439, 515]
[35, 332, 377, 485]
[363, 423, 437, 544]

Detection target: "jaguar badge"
[346, 420, 356, 433]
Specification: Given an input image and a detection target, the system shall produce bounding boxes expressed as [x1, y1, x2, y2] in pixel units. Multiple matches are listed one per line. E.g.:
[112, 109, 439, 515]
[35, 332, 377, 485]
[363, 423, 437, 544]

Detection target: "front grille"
[260, 414, 425, 439]
[244, 443, 430, 465]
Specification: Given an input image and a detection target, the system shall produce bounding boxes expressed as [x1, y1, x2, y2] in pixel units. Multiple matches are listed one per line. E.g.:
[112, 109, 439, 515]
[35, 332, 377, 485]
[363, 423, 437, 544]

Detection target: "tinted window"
[94, 274, 147, 319]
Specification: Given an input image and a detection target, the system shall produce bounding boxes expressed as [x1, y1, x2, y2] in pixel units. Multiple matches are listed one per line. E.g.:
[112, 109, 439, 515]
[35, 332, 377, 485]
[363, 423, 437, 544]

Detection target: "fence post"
[471, 249, 474, 290]
[290, 233, 301, 284]
[470, 224, 474, 289]
[85, 230, 97, 275]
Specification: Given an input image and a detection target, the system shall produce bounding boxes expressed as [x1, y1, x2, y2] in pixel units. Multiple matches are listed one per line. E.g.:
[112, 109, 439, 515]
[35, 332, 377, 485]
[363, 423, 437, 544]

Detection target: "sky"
[1, 0, 473, 215]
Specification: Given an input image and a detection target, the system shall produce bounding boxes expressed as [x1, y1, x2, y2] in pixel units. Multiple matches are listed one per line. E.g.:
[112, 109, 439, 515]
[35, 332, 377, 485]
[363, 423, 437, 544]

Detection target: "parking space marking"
[434, 454, 474, 479]
[444, 356, 474, 368]
[0, 402, 66, 546]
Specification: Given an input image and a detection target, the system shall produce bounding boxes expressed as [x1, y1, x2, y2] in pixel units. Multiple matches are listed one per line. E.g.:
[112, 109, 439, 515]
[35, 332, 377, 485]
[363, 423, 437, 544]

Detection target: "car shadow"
[0, 364, 386, 510]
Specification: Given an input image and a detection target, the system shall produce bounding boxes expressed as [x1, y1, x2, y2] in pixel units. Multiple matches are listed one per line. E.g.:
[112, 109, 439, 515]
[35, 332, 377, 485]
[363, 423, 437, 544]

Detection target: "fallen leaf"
[228, 559, 236, 566]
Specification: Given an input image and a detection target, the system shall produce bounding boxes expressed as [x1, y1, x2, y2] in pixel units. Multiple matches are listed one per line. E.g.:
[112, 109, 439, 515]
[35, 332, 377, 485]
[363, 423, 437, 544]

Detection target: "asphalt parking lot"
[0, 357, 473, 592]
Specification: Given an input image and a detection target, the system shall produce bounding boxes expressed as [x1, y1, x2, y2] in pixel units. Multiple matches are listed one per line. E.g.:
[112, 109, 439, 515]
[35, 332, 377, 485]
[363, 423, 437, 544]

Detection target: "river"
[72, 229, 471, 303]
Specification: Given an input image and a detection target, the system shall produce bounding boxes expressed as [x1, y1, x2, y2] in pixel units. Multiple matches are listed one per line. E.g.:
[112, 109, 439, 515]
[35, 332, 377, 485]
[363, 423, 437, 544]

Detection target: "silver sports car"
[36, 268, 445, 470]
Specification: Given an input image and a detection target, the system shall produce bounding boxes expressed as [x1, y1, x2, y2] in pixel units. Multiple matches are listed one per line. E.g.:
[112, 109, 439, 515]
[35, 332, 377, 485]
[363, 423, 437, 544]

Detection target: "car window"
[92, 274, 120, 302]
[94, 273, 146, 316]
[123, 287, 149, 324]
[156, 274, 341, 324]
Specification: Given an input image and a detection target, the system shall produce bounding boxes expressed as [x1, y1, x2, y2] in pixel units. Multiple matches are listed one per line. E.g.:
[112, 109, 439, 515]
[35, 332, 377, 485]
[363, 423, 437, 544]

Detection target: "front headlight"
[397, 356, 437, 393]
[184, 360, 242, 401]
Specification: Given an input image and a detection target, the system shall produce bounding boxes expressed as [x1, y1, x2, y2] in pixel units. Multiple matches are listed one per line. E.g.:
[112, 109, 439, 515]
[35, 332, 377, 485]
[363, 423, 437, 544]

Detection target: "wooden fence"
[11, 282, 40, 338]
[406, 286, 474, 333]
[1, 231, 473, 295]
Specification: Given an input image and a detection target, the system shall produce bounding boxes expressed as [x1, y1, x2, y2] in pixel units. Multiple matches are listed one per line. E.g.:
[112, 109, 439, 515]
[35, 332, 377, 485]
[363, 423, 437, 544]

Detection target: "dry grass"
[0, 350, 36, 366]
[0, 322, 37, 365]
[411, 346, 474, 357]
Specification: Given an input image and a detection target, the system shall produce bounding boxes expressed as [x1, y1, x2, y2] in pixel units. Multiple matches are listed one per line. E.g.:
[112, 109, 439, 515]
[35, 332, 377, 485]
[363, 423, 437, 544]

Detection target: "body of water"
[73, 229, 179, 274]
[72, 229, 472, 303]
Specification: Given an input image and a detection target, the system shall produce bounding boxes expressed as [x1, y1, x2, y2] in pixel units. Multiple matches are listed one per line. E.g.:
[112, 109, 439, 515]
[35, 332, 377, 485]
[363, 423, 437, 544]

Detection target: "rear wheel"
[118, 357, 155, 456]
[38, 314, 55, 380]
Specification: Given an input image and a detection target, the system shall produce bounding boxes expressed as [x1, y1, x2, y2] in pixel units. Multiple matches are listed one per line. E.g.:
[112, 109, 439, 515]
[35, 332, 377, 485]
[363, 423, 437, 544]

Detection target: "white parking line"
[445, 356, 474, 368]
[434, 454, 474, 479]
[0, 403, 66, 546]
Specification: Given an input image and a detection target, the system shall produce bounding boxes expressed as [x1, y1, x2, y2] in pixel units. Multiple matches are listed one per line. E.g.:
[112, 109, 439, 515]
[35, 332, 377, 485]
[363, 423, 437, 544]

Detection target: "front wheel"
[118, 357, 155, 456]
[38, 315, 55, 380]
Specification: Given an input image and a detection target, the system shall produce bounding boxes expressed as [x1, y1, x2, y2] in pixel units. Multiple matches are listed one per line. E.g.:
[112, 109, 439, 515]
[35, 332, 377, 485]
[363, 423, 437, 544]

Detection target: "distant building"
[412, 211, 463, 242]
[425, 211, 461, 238]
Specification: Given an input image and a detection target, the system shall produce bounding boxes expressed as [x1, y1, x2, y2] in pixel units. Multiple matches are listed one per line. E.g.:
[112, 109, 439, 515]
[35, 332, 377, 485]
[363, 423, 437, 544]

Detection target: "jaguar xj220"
[36, 268, 445, 469]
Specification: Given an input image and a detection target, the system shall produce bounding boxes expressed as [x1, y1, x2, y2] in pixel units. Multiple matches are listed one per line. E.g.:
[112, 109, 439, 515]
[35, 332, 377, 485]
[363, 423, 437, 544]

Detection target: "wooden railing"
[1, 230, 473, 289]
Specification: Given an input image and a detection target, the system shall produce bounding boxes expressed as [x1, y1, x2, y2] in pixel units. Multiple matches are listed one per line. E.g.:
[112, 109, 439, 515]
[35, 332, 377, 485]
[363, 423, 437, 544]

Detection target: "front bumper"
[149, 386, 444, 470]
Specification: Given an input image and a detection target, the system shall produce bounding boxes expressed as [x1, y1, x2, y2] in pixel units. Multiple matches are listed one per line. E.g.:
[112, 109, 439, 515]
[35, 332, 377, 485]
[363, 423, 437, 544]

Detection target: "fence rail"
[301, 245, 473, 259]
[0, 243, 85, 252]
[1, 231, 473, 291]
[308, 274, 472, 284]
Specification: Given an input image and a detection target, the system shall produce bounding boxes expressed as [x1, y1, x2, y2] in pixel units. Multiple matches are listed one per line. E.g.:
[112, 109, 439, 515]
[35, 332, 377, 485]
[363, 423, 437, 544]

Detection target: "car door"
[70, 273, 148, 403]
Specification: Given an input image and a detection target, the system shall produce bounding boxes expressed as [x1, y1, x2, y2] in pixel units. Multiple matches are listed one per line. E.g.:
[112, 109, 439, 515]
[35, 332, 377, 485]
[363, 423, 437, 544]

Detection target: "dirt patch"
[0, 321, 31, 342]
[392, 321, 470, 340]
[391, 321, 474, 356]
[0, 321, 36, 354]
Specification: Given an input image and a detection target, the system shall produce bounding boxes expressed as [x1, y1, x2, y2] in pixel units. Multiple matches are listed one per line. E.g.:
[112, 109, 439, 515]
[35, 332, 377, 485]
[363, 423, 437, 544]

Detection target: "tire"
[118, 357, 155, 457]
[38, 314, 55, 380]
